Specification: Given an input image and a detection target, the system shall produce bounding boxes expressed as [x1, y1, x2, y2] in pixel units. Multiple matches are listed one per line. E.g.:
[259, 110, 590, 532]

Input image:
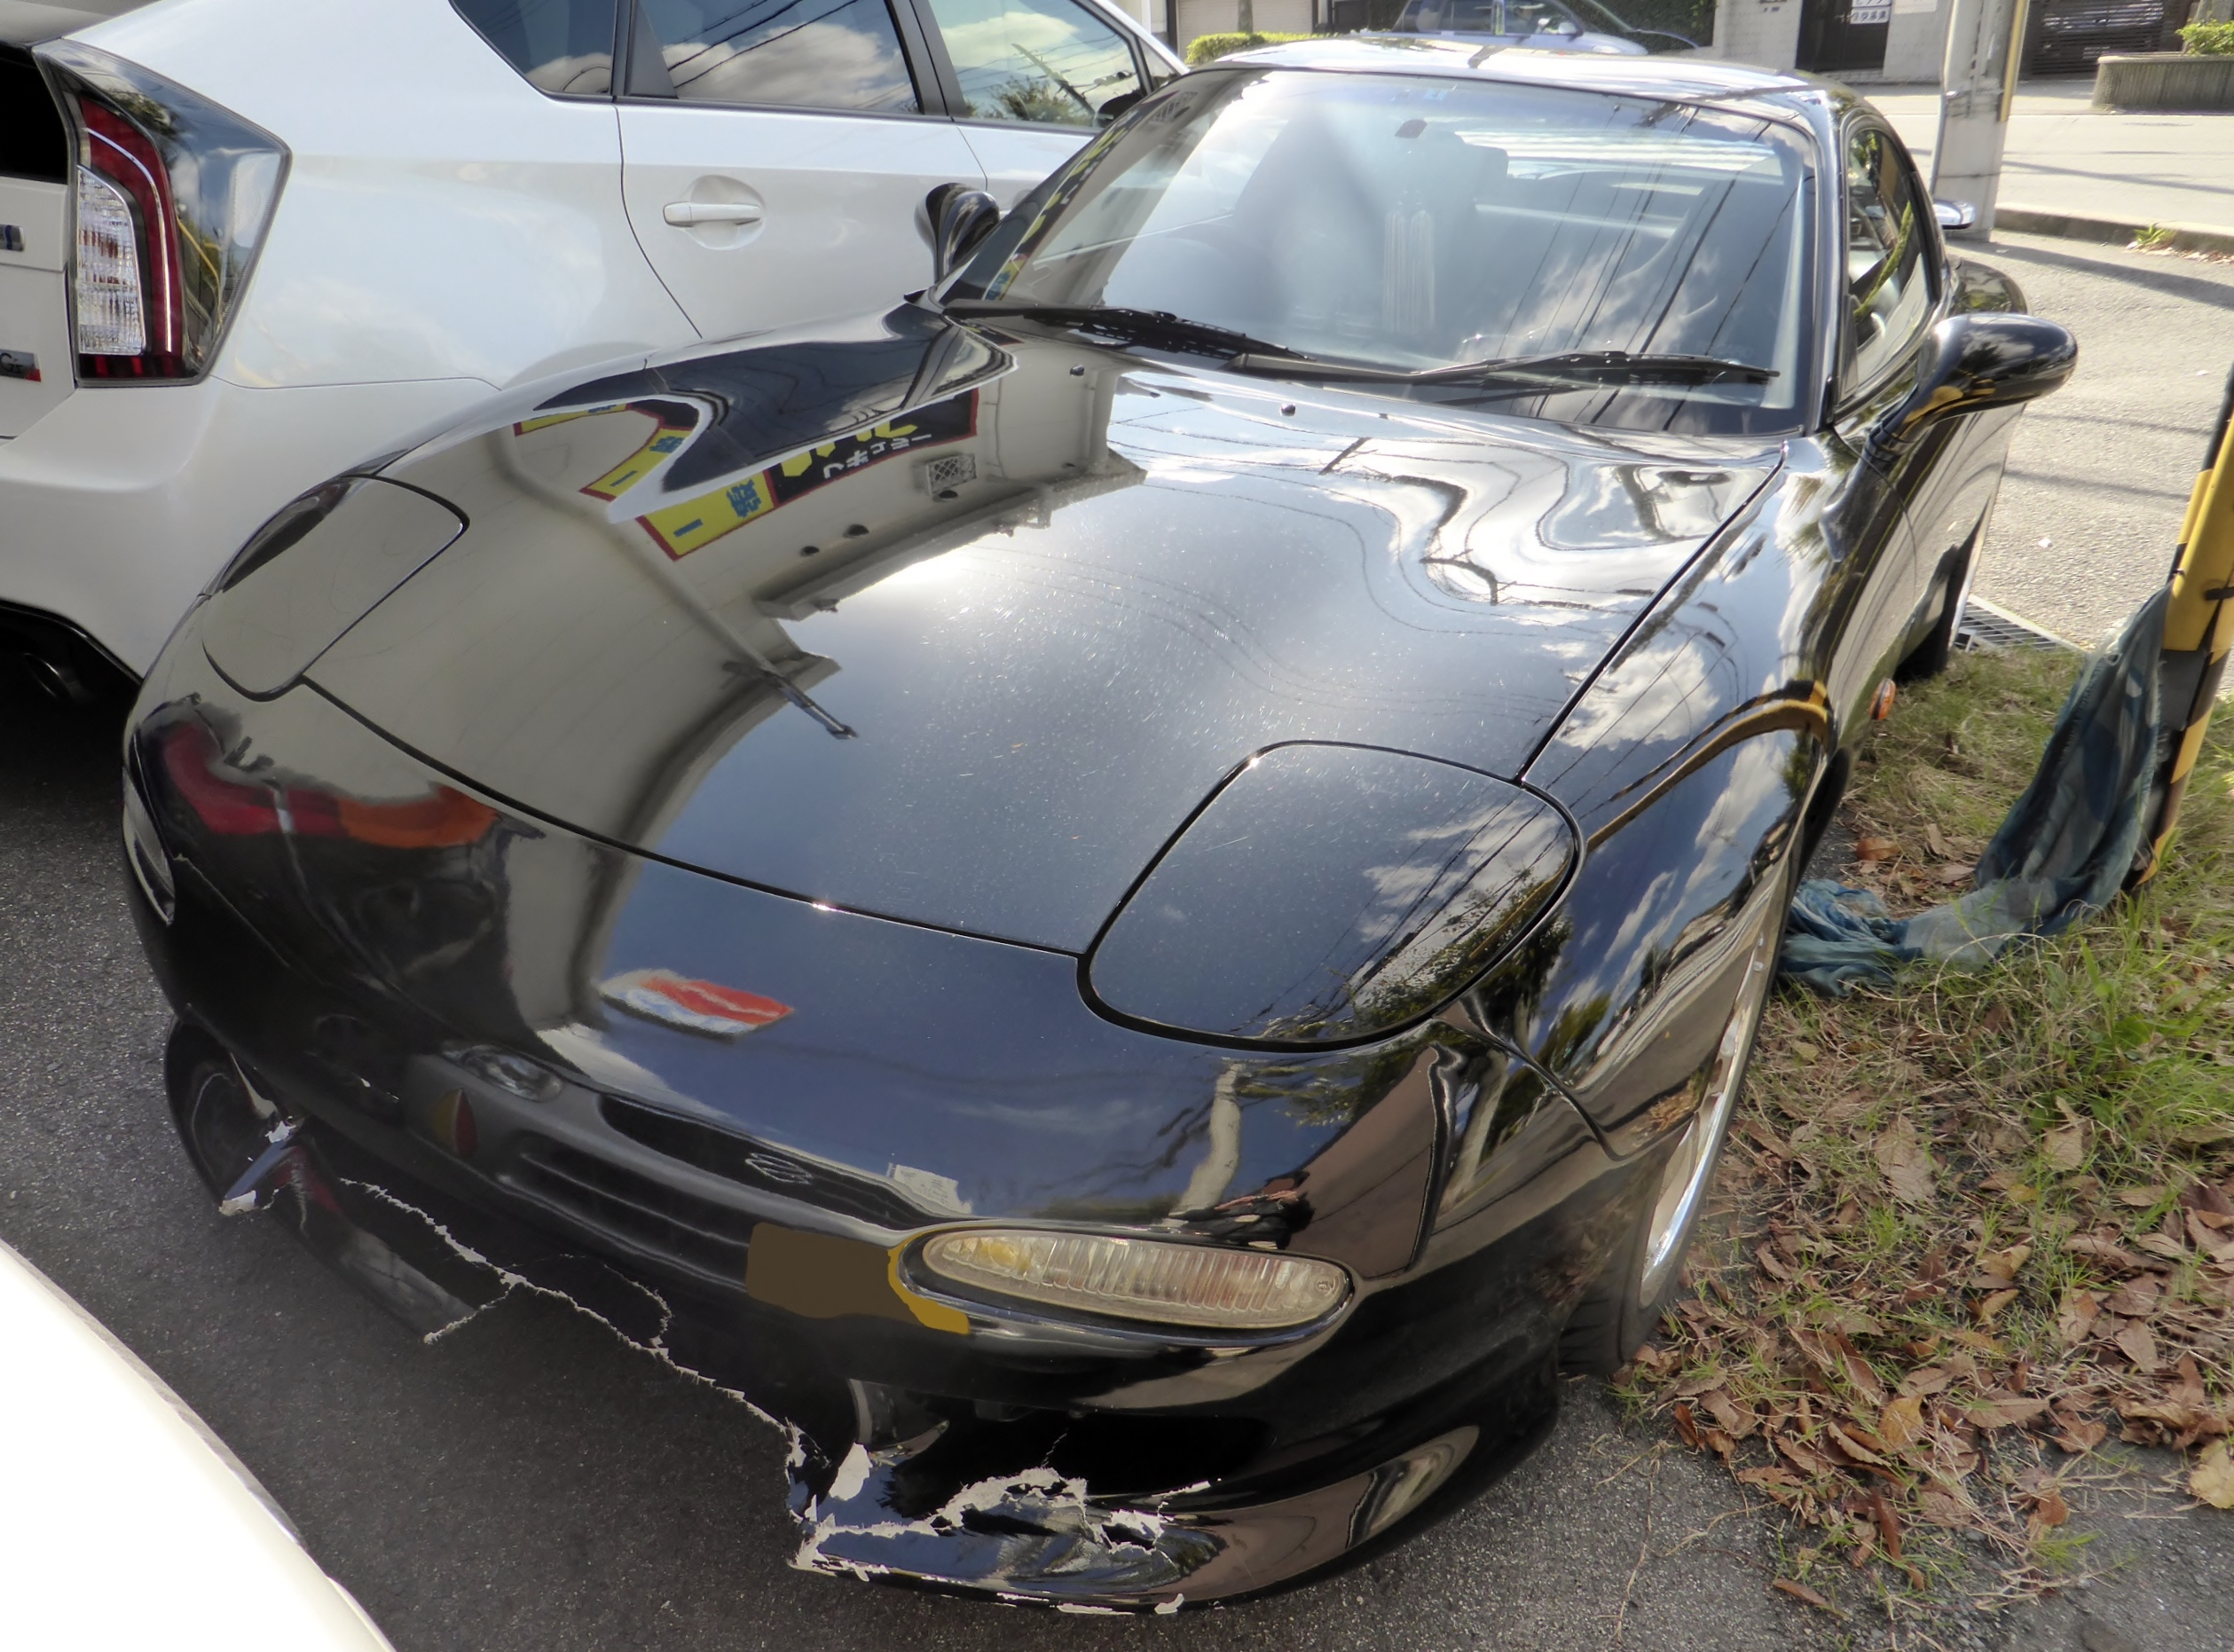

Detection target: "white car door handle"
[664, 201, 763, 226]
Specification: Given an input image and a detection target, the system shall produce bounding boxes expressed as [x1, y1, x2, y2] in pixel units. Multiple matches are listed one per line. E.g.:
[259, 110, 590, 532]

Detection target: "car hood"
[302, 306, 1780, 953]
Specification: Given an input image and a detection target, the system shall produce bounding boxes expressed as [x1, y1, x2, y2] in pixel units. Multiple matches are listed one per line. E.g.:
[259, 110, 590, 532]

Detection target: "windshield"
[945, 67, 1818, 436]
[1389, 0, 1585, 36]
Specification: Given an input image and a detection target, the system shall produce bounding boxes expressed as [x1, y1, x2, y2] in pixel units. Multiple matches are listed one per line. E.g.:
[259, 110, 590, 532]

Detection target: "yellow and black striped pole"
[2136, 360, 2234, 880]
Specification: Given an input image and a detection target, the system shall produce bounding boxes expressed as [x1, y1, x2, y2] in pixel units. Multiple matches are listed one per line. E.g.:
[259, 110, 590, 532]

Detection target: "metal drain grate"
[1956, 596, 2082, 654]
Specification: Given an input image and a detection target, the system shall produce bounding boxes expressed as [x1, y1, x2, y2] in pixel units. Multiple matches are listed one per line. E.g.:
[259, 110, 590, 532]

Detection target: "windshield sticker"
[635, 391, 978, 561]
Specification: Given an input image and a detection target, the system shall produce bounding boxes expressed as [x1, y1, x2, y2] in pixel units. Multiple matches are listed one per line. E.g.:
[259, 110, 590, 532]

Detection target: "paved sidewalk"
[1956, 231, 2234, 645]
[1865, 79, 2234, 235]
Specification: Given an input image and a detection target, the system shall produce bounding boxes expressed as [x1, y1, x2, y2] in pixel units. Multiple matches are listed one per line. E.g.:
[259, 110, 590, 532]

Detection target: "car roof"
[1215, 34, 1822, 107]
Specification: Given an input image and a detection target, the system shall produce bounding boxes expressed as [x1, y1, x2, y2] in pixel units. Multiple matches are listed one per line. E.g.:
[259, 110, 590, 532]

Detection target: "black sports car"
[122, 41, 2073, 1609]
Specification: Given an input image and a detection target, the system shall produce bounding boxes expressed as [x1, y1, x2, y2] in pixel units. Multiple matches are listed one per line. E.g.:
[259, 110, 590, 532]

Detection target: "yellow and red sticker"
[634, 393, 979, 562]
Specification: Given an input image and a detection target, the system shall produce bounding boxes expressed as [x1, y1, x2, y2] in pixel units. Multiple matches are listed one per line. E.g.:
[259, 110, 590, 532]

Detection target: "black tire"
[1897, 534, 1977, 683]
[164, 1023, 278, 1199]
[1561, 861, 1793, 1375]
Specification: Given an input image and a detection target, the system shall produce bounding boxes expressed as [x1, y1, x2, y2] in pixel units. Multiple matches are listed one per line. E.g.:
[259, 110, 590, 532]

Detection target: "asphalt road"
[1949, 231, 2234, 648]
[6, 238, 2234, 1652]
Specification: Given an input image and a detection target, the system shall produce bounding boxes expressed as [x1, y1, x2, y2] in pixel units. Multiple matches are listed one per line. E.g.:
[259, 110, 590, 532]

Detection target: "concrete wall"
[1709, 0, 1952, 78]
[1713, 0, 1804, 67]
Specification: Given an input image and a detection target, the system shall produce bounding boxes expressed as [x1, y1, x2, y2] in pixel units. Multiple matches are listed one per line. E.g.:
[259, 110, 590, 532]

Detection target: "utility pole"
[1931, 0, 2031, 239]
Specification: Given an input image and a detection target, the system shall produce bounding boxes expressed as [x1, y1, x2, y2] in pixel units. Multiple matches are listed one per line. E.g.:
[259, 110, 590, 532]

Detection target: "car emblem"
[0, 349, 38, 382]
[599, 968, 792, 1038]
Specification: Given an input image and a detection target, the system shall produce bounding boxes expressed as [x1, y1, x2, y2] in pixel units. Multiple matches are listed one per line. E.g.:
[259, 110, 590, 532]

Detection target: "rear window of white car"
[637, 0, 923, 112]
[453, 0, 619, 95]
[1, 45, 68, 180]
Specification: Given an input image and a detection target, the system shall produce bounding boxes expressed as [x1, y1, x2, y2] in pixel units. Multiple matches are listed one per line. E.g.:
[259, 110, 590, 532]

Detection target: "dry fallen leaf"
[1700, 1388, 1755, 1440]
[1916, 1485, 1972, 1527]
[1974, 1288, 2019, 1325]
[1878, 1394, 1925, 1449]
[2057, 1290, 2100, 1348]
[1970, 1395, 2052, 1429]
[1772, 1578, 1845, 1617]
[2066, 1234, 2149, 1270]
[1977, 1243, 2033, 1282]
[1874, 1118, 1935, 1205]
[2054, 1417, 2108, 1454]
[2190, 1212, 2234, 1263]
[2114, 1318, 2159, 1373]
[2118, 1185, 2167, 1208]
[2026, 1487, 2071, 1542]
[2043, 1121, 2088, 1173]
[1924, 822, 1950, 859]
[1825, 1420, 1887, 1465]
[2190, 1441, 2234, 1510]
[1854, 836, 1900, 863]
[2101, 1277, 2160, 1318]
[2172, 1356, 2206, 1408]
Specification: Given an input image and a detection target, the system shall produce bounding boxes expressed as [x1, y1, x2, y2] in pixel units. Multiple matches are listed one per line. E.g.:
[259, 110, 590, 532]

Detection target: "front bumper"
[123, 633, 1648, 1608]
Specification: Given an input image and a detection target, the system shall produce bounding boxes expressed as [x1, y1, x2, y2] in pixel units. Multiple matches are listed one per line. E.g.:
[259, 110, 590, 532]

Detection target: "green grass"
[1620, 642, 2234, 1614]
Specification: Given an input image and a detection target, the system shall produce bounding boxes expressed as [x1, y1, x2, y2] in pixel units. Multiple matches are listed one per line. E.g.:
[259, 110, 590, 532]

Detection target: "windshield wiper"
[1228, 348, 1777, 388]
[940, 302, 1314, 364]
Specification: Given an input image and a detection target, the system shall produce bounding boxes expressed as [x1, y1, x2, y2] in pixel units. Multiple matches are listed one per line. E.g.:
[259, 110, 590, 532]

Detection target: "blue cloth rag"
[1779, 586, 2169, 995]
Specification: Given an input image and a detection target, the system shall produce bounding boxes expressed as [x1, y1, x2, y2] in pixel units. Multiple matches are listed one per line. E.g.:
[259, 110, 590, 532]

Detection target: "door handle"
[664, 201, 762, 226]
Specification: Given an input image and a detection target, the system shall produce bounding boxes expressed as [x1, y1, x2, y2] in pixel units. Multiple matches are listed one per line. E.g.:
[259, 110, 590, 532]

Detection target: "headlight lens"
[1088, 744, 1574, 1045]
[916, 1230, 1349, 1331]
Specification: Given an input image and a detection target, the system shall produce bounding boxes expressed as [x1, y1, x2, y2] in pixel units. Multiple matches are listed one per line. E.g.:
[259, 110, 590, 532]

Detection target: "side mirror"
[931, 186, 1002, 284]
[1933, 199, 1977, 232]
[1882, 313, 2077, 447]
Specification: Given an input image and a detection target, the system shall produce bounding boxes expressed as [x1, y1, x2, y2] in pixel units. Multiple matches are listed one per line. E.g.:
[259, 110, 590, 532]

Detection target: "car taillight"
[35, 42, 287, 383]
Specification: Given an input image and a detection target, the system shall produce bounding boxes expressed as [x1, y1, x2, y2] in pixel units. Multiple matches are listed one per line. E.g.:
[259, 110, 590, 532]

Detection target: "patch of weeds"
[2131, 224, 2177, 253]
[1619, 645, 2234, 1617]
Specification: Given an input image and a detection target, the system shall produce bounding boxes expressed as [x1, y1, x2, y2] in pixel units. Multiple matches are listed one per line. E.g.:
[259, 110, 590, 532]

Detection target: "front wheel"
[1897, 531, 1979, 683]
[1560, 873, 1789, 1374]
[163, 1022, 279, 1199]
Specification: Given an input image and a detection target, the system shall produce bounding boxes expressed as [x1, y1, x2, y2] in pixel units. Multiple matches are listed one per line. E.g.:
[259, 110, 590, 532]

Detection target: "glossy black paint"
[1089, 744, 1575, 1046]
[122, 48, 2070, 1609]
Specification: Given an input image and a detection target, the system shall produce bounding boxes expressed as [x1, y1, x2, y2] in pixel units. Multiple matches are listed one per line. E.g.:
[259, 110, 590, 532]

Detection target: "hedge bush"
[1184, 30, 1315, 63]
[2178, 19, 2234, 53]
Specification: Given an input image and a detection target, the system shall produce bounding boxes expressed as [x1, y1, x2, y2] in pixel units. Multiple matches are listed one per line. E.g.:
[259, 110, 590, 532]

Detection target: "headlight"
[916, 1230, 1349, 1331]
[1087, 743, 1574, 1045]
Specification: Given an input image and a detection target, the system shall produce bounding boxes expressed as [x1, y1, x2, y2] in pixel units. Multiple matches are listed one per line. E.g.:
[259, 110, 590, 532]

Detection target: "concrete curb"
[1990, 206, 2234, 258]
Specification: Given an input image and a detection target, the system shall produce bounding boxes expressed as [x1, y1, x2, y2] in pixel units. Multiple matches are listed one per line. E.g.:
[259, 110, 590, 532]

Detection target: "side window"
[1843, 127, 1932, 391]
[452, 0, 619, 96]
[923, 0, 1144, 127]
[638, 0, 921, 112]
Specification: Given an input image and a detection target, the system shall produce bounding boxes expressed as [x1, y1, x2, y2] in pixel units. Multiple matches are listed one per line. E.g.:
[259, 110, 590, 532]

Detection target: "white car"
[0, 1236, 396, 1650]
[0, 0, 1182, 694]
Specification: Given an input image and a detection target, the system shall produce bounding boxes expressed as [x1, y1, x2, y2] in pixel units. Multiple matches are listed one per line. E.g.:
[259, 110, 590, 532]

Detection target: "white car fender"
[75, 0, 697, 391]
[0, 1237, 396, 1650]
